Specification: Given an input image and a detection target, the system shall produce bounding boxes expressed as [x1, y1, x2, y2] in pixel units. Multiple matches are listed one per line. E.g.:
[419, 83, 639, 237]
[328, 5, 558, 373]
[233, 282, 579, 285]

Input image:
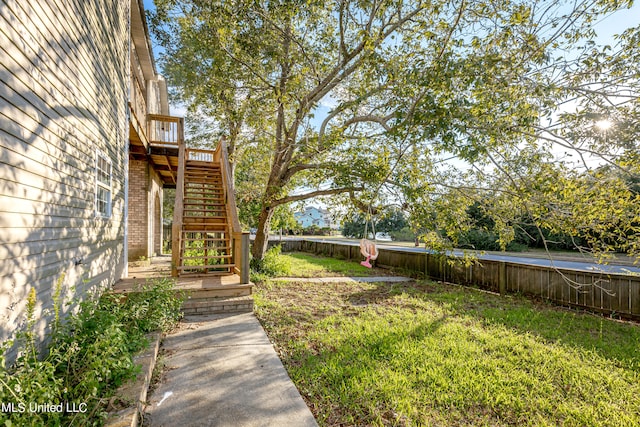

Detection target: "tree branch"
[342, 114, 393, 131]
[272, 186, 364, 206]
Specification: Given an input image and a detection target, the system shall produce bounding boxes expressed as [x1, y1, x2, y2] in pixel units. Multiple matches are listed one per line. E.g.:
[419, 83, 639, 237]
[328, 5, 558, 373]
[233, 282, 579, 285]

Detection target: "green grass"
[254, 257, 640, 426]
[283, 252, 391, 277]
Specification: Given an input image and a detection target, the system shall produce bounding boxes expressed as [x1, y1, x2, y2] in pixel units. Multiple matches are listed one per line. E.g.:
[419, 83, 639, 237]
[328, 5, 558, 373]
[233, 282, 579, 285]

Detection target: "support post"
[499, 261, 507, 295]
[233, 232, 250, 284]
[171, 119, 185, 277]
[424, 252, 429, 280]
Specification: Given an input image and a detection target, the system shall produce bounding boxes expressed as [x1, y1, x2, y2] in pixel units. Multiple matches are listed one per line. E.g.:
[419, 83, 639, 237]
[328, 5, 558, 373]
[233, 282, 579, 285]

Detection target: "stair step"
[184, 179, 221, 182]
[185, 165, 220, 169]
[184, 173, 222, 177]
[184, 187, 224, 191]
[183, 210, 227, 215]
[184, 182, 223, 186]
[182, 295, 253, 315]
[183, 218, 227, 223]
[184, 191, 223, 194]
[184, 209, 227, 213]
[182, 204, 225, 209]
[183, 217, 227, 221]
[176, 264, 235, 270]
[182, 228, 230, 233]
[182, 208, 225, 211]
[183, 197, 225, 202]
[183, 203, 225, 207]
[184, 192, 224, 196]
[183, 201, 225, 205]
[186, 162, 220, 169]
[183, 191, 224, 196]
[178, 272, 236, 278]
[185, 162, 220, 167]
[182, 226, 229, 232]
[184, 186, 223, 191]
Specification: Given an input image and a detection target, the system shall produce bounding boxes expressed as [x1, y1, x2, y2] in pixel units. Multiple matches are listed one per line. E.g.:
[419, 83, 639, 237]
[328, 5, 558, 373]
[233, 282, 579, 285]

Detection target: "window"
[95, 151, 112, 218]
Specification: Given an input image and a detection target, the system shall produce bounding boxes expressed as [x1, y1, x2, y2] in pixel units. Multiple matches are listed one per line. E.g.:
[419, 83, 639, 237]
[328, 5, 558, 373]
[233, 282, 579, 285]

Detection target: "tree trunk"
[251, 206, 275, 261]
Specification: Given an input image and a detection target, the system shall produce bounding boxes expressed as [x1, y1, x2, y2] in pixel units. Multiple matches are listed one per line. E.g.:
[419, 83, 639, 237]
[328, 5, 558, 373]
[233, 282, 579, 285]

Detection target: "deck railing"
[214, 140, 250, 284]
[148, 114, 181, 147]
[187, 148, 214, 163]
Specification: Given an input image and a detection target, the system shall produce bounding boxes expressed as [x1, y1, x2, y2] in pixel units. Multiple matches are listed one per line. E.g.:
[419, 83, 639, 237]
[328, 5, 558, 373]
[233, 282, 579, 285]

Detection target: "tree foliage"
[342, 208, 409, 239]
[149, 0, 639, 262]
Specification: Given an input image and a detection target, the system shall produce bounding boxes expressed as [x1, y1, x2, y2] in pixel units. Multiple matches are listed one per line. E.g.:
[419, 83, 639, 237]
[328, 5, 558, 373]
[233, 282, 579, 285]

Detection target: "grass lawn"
[284, 252, 395, 277]
[254, 255, 640, 426]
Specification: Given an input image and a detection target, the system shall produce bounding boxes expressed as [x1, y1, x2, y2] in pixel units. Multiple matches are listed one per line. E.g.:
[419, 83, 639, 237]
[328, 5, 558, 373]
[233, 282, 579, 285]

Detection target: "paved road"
[283, 236, 640, 275]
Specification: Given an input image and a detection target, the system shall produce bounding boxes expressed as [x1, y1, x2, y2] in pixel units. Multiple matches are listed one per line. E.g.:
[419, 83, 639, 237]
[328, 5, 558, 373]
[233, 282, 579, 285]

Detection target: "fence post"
[424, 252, 429, 279]
[499, 262, 507, 295]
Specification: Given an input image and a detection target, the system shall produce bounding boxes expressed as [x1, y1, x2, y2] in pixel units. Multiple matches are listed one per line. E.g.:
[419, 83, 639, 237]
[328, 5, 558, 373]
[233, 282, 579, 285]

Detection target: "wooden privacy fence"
[274, 239, 640, 320]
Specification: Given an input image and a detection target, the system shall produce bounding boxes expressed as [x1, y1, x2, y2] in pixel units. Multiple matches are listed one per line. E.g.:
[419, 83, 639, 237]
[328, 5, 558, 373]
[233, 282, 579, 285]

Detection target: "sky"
[591, 2, 640, 43]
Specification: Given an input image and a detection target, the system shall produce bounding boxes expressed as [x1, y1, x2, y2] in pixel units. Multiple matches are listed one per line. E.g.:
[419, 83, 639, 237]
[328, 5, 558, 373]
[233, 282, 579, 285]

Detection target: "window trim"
[95, 150, 112, 218]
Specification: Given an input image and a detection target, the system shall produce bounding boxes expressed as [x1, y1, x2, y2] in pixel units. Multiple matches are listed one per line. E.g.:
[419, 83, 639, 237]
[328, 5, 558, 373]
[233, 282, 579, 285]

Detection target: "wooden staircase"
[119, 115, 252, 315]
[178, 159, 234, 276]
[170, 144, 252, 315]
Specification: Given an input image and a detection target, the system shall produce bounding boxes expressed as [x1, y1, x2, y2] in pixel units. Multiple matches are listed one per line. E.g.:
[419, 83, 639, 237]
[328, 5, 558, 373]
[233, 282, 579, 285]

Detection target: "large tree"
[150, 0, 638, 261]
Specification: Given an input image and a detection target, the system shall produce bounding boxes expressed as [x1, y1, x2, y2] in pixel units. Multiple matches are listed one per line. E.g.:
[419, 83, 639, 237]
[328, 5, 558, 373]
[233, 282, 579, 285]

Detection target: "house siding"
[0, 0, 129, 350]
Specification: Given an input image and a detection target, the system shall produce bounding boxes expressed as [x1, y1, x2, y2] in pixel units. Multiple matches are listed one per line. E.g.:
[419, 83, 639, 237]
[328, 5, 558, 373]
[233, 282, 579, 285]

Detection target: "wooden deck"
[113, 255, 253, 300]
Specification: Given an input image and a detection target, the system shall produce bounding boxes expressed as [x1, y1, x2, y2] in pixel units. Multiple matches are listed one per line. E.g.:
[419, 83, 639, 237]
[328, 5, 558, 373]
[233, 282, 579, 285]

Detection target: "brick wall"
[128, 159, 149, 260]
[149, 166, 163, 256]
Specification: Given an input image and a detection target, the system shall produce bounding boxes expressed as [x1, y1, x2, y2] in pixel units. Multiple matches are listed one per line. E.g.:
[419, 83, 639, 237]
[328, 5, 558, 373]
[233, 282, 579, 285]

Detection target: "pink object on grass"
[359, 239, 378, 268]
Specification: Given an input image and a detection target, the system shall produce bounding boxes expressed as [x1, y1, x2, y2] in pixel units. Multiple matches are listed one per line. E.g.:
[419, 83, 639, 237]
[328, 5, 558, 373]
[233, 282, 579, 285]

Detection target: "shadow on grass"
[291, 314, 452, 426]
[346, 280, 640, 372]
[257, 276, 640, 425]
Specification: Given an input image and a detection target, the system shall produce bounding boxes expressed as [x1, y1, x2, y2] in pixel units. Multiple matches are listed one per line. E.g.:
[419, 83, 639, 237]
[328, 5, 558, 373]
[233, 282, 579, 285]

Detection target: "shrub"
[0, 278, 183, 426]
[250, 245, 292, 281]
[390, 227, 416, 242]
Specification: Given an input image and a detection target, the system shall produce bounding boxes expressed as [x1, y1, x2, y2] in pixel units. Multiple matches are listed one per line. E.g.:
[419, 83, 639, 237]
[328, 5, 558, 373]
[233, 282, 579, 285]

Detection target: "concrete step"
[182, 295, 254, 316]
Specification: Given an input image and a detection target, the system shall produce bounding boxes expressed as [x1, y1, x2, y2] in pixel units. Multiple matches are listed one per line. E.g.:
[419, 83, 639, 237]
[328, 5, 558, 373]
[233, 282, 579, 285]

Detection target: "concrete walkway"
[145, 313, 318, 427]
[276, 276, 413, 283]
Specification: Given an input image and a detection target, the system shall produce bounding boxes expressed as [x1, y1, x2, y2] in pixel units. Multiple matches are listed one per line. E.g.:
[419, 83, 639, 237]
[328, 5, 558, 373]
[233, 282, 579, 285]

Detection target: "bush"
[250, 245, 292, 281]
[505, 241, 529, 252]
[301, 225, 331, 236]
[458, 229, 502, 251]
[0, 278, 183, 426]
[390, 227, 416, 242]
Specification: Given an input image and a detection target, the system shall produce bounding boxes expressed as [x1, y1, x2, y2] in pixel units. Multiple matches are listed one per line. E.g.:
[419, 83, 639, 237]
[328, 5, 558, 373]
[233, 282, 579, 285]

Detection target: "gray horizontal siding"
[0, 0, 129, 350]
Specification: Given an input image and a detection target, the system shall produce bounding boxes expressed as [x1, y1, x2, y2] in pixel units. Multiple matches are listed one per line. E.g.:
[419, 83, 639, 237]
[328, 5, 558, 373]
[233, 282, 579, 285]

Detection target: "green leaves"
[0, 279, 183, 426]
[151, 0, 639, 260]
